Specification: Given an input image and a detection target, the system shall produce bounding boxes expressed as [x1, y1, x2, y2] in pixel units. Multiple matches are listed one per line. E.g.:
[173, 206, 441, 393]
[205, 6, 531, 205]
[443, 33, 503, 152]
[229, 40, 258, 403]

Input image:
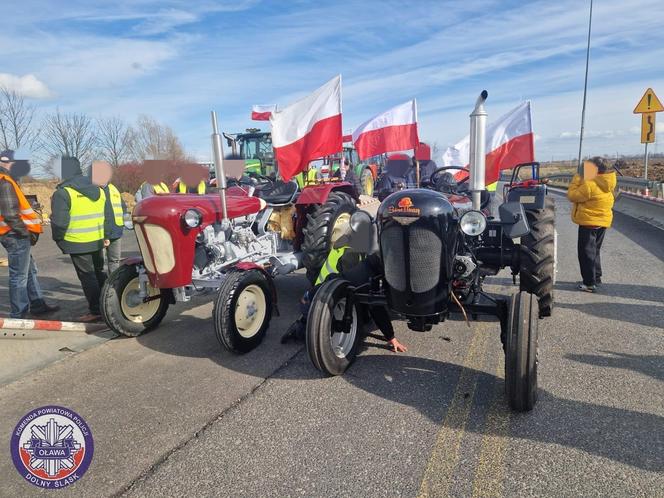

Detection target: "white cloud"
[0, 73, 52, 98]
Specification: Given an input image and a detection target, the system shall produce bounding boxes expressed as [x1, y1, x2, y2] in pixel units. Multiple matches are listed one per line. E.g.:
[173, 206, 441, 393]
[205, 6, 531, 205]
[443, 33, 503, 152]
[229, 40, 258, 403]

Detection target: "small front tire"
[101, 264, 170, 337]
[213, 269, 273, 354]
[306, 278, 362, 376]
[505, 291, 539, 412]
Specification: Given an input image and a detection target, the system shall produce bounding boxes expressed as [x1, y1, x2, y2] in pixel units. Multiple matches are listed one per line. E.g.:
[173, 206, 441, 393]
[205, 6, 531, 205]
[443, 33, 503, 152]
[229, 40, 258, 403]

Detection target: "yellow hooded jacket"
[567, 172, 617, 227]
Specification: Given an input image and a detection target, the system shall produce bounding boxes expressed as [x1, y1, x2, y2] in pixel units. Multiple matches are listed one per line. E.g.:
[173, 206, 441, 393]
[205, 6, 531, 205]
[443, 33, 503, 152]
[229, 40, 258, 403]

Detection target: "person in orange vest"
[0, 150, 59, 318]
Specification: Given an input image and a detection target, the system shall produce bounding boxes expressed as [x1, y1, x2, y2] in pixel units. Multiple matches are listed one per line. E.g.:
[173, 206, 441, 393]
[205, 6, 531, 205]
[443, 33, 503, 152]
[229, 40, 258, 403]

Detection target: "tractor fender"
[232, 262, 279, 316]
[296, 182, 357, 205]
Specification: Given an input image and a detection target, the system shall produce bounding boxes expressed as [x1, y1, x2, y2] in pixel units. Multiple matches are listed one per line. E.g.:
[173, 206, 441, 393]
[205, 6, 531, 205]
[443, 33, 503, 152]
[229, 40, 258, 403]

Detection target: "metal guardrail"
[543, 173, 664, 198]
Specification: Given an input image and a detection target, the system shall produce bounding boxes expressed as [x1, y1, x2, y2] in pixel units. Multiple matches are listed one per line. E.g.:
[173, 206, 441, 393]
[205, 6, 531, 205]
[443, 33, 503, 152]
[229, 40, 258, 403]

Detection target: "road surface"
[0, 193, 662, 497]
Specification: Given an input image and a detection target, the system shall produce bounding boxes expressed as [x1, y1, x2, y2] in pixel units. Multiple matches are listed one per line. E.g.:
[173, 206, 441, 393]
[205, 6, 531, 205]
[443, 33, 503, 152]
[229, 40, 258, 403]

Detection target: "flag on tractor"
[270, 75, 343, 181]
[442, 101, 534, 184]
[251, 105, 277, 121]
[352, 100, 419, 160]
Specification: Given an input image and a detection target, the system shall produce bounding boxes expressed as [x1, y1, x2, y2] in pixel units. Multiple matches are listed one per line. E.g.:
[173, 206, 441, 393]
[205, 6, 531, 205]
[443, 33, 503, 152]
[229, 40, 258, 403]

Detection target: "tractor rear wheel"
[520, 196, 556, 317]
[301, 191, 357, 283]
[505, 291, 539, 412]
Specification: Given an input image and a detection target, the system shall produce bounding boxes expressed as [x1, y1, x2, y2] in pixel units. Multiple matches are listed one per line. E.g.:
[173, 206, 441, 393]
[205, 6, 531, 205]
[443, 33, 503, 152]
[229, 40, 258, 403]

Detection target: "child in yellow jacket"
[567, 157, 617, 292]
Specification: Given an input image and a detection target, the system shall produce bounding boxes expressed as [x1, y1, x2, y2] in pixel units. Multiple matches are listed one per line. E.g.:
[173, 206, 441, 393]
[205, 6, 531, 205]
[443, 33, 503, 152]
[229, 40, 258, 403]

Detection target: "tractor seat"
[256, 180, 299, 206]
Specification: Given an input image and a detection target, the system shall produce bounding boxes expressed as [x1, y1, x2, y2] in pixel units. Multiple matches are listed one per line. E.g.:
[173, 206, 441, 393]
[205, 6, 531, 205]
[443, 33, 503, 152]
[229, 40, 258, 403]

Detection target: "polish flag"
[270, 75, 342, 181]
[352, 100, 419, 160]
[251, 105, 277, 121]
[442, 101, 534, 184]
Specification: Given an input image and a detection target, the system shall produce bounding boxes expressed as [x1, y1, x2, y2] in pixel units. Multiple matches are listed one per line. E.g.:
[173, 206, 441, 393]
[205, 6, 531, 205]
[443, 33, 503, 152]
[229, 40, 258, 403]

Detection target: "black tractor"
[305, 92, 555, 412]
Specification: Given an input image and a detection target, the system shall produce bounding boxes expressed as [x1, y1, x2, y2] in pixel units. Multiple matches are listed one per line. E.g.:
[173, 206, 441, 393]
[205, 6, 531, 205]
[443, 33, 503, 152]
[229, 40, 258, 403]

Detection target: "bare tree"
[97, 116, 133, 167]
[0, 87, 39, 151]
[40, 109, 97, 167]
[130, 114, 186, 161]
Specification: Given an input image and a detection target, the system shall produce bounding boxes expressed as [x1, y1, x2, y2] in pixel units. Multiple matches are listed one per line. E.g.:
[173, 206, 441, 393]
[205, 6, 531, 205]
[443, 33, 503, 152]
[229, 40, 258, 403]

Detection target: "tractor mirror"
[499, 202, 529, 238]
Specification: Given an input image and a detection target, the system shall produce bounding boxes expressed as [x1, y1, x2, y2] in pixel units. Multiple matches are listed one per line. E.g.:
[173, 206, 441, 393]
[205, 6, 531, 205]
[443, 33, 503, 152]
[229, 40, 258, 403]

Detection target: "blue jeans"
[1, 234, 44, 318]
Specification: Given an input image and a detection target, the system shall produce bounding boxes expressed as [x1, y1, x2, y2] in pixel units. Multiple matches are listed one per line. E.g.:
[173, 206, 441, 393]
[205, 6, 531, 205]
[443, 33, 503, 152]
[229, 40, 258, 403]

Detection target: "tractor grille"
[408, 227, 441, 293]
[382, 225, 407, 292]
[381, 225, 442, 293]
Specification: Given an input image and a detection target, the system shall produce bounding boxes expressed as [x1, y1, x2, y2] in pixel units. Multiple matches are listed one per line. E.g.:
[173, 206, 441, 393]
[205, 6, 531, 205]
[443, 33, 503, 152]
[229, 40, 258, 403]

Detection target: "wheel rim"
[331, 212, 351, 245]
[330, 298, 357, 358]
[362, 171, 374, 196]
[234, 284, 267, 338]
[120, 276, 161, 323]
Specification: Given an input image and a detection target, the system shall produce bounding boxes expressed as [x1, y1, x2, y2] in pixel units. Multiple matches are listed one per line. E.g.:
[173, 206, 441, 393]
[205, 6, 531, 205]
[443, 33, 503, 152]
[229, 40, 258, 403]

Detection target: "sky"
[2, 0, 664, 162]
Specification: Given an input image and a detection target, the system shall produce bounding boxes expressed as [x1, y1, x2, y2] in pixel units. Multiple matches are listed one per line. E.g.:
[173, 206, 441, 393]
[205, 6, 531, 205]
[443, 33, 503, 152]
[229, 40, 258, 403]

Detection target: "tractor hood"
[131, 193, 265, 288]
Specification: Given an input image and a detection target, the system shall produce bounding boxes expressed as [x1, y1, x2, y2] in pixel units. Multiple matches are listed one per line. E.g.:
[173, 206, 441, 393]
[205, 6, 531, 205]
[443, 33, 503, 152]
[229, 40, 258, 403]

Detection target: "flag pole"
[577, 0, 593, 175]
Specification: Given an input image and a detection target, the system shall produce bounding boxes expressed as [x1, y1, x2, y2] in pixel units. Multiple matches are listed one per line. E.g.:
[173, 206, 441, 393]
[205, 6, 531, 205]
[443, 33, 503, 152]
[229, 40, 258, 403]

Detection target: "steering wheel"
[429, 166, 470, 187]
[247, 172, 275, 186]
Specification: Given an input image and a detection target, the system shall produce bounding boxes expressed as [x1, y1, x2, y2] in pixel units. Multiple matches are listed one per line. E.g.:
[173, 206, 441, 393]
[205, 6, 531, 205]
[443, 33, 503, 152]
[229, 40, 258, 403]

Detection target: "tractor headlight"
[183, 209, 203, 228]
[460, 210, 487, 236]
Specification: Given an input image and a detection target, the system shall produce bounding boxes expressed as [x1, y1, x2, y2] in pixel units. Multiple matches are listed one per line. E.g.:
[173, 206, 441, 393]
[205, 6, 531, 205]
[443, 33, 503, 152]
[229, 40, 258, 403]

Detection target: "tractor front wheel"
[100, 264, 170, 337]
[213, 269, 273, 354]
[520, 196, 556, 317]
[505, 291, 539, 412]
[301, 191, 357, 283]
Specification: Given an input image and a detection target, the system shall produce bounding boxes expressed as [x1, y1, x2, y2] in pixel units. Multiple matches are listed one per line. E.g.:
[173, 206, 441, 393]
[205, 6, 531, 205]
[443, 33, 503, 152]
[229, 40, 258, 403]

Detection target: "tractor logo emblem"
[389, 196, 420, 216]
[10, 406, 94, 489]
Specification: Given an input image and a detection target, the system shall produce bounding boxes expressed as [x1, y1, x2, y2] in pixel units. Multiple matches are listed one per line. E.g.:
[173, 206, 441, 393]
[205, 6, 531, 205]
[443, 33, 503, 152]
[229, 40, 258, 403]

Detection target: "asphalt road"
[0, 193, 662, 497]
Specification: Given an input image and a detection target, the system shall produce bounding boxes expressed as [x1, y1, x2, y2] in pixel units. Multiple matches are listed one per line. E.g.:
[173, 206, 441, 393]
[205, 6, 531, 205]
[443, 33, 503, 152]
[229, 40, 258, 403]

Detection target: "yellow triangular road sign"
[634, 88, 664, 113]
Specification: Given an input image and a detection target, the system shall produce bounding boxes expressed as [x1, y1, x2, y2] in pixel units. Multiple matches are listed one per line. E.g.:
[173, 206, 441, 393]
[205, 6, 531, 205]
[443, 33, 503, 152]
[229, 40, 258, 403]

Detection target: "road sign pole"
[644, 142, 649, 195]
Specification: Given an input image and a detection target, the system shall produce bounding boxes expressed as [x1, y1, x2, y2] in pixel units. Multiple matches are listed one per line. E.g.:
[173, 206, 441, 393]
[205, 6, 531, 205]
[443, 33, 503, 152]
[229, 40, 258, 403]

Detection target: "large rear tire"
[101, 264, 169, 337]
[505, 291, 539, 412]
[520, 196, 555, 317]
[213, 269, 273, 354]
[360, 167, 374, 196]
[306, 279, 362, 376]
[301, 191, 357, 283]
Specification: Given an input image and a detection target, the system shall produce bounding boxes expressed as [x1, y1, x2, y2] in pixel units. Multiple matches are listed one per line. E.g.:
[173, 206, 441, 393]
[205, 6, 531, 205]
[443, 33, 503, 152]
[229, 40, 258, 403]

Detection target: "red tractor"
[100, 113, 358, 353]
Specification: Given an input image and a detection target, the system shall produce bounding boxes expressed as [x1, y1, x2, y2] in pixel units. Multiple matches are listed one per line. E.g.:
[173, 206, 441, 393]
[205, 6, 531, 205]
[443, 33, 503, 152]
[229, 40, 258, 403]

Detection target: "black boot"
[281, 316, 306, 343]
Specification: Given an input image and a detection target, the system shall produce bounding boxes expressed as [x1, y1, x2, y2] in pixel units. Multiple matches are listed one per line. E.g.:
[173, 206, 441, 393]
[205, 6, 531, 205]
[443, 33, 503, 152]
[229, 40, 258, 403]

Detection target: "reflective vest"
[315, 246, 348, 285]
[0, 172, 43, 235]
[295, 169, 318, 189]
[153, 182, 169, 194]
[178, 180, 206, 194]
[486, 181, 498, 192]
[63, 187, 106, 244]
[107, 183, 123, 226]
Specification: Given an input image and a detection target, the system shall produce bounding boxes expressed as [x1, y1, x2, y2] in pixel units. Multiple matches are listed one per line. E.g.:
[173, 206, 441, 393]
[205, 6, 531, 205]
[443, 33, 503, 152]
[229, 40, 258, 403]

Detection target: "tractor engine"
[192, 222, 279, 280]
[377, 189, 459, 330]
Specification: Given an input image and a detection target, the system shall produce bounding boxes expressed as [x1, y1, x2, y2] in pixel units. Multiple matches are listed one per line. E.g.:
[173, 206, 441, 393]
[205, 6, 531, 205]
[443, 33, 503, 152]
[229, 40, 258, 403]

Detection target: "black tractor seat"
[256, 180, 299, 206]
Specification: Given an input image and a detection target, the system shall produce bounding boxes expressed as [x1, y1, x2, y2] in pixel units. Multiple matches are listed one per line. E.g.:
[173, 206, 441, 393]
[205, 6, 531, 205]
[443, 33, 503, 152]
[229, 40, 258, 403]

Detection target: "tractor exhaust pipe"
[469, 90, 488, 211]
[211, 111, 229, 223]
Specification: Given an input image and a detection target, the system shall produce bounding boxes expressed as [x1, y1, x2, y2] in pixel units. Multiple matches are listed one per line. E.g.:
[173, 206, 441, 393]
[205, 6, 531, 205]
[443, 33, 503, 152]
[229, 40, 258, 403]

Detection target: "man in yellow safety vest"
[91, 160, 127, 274]
[51, 157, 113, 321]
[0, 150, 59, 318]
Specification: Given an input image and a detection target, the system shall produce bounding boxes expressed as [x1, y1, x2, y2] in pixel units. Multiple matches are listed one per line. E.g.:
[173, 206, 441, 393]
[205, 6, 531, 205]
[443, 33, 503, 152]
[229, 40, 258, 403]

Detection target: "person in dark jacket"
[332, 157, 362, 198]
[51, 157, 113, 321]
[0, 150, 59, 318]
[91, 160, 127, 274]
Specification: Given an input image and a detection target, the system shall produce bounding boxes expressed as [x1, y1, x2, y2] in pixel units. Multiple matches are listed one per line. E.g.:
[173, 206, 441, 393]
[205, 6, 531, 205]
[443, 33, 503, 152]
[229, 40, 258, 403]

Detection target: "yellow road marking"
[472, 360, 511, 498]
[418, 325, 491, 498]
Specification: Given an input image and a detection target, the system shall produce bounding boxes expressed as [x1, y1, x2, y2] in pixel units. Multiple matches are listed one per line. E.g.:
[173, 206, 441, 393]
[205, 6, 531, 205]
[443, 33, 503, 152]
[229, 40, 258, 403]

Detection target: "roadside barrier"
[0, 318, 108, 333]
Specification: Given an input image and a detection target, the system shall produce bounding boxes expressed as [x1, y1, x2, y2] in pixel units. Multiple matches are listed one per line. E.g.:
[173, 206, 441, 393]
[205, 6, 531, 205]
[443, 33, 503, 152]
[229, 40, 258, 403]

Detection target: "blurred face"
[143, 160, 168, 185]
[0, 161, 12, 172]
[181, 163, 207, 186]
[91, 160, 113, 186]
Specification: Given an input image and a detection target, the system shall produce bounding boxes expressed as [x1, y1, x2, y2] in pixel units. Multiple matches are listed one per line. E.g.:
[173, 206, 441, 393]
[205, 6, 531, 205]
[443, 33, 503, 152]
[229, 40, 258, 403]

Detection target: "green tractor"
[324, 144, 382, 196]
[223, 128, 276, 178]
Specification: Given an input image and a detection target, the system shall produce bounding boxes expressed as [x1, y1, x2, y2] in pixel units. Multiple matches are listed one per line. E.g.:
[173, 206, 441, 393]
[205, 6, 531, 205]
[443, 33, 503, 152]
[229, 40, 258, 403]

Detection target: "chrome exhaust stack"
[211, 111, 229, 224]
[469, 90, 488, 211]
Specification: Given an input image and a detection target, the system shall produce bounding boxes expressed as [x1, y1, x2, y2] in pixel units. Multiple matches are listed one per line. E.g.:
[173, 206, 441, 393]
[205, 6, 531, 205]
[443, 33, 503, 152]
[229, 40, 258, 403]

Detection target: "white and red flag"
[270, 75, 342, 181]
[251, 104, 277, 121]
[442, 101, 534, 184]
[352, 100, 419, 160]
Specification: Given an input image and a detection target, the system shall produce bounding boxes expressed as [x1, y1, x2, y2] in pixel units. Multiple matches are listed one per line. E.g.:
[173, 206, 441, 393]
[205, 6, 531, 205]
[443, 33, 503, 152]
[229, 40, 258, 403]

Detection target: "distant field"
[538, 159, 664, 182]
